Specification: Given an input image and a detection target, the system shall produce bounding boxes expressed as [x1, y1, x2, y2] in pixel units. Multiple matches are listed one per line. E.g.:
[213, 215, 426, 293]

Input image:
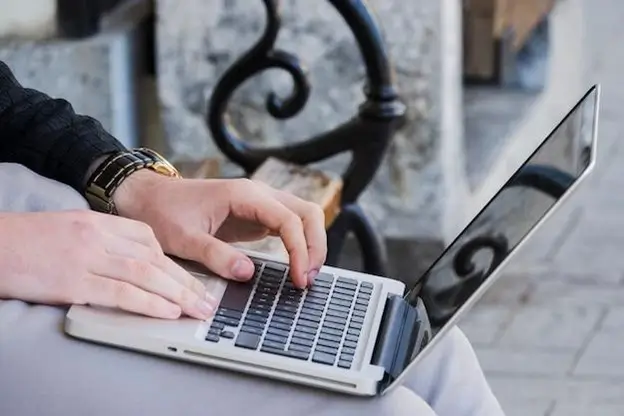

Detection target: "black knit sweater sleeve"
[0, 60, 127, 192]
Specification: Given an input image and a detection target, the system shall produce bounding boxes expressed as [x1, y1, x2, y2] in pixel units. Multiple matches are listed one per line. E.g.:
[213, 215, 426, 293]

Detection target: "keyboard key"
[333, 284, 355, 293]
[290, 337, 314, 348]
[312, 351, 336, 366]
[361, 282, 373, 290]
[216, 308, 243, 320]
[316, 338, 340, 349]
[271, 316, 295, 326]
[352, 310, 366, 318]
[273, 309, 297, 319]
[267, 327, 290, 338]
[354, 304, 367, 312]
[213, 316, 240, 327]
[318, 332, 342, 343]
[324, 315, 347, 325]
[357, 293, 371, 301]
[355, 299, 369, 307]
[269, 321, 293, 331]
[347, 328, 360, 336]
[221, 331, 235, 339]
[305, 297, 328, 307]
[262, 340, 286, 350]
[298, 315, 321, 324]
[337, 360, 352, 369]
[313, 281, 332, 289]
[289, 343, 312, 354]
[339, 353, 354, 362]
[349, 322, 363, 330]
[292, 331, 315, 341]
[332, 293, 354, 302]
[315, 345, 338, 355]
[351, 316, 365, 324]
[345, 334, 359, 342]
[210, 321, 225, 331]
[264, 333, 288, 344]
[320, 327, 343, 337]
[245, 314, 268, 325]
[294, 325, 316, 335]
[247, 309, 271, 320]
[300, 307, 323, 318]
[205, 334, 220, 342]
[275, 304, 298, 314]
[207, 328, 221, 336]
[296, 319, 319, 330]
[301, 302, 324, 312]
[325, 309, 349, 319]
[343, 340, 358, 349]
[235, 332, 261, 350]
[323, 321, 346, 331]
[329, 299, 352, 308]
[242, 319, 265, 329]
[315, 273, 334, 282]
[342, 347, 356, 355]
[240, 325, 264, 336]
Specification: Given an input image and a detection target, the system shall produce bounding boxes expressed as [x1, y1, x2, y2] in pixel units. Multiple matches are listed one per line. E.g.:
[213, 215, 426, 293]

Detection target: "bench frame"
[206, 0, 406, 276]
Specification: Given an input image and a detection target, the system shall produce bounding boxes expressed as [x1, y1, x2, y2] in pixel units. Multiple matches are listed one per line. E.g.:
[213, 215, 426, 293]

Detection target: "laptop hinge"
[371, 294, 432, 392]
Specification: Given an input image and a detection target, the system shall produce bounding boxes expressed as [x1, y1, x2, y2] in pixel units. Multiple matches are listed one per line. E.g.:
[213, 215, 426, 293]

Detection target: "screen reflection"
[406, 86, 598, 337]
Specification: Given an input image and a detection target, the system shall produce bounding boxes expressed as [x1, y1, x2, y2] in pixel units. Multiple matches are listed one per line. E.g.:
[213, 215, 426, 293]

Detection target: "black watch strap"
[84, 148, 180, 214]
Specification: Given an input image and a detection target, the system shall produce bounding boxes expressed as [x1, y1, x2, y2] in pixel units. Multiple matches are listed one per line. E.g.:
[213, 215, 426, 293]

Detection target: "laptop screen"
[404, 86, 599, 339]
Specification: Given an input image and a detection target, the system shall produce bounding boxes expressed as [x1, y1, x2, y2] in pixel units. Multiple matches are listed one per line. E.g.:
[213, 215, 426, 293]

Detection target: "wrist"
[112, 169, 172, 218]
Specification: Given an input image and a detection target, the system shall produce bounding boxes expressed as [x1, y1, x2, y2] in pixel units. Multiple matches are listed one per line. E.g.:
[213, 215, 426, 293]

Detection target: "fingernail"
[307, 269, 319, 286]
[231, 258, 254, 281]
[196, 299, 216, 319]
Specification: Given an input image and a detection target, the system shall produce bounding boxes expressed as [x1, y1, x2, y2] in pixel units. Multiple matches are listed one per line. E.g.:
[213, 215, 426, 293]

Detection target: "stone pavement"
[457, 0, 624, 414]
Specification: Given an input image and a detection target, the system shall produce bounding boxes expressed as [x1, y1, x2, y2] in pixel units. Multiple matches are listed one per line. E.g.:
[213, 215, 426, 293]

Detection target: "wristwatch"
[84, 147, 180, 214]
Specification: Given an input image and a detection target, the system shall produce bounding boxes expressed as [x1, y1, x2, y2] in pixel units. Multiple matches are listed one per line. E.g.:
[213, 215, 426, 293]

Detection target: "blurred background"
[1, 0, 622, 414]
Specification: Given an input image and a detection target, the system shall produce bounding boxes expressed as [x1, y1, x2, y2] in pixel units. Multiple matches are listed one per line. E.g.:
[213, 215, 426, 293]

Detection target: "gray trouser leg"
[0, 163, 504, 416]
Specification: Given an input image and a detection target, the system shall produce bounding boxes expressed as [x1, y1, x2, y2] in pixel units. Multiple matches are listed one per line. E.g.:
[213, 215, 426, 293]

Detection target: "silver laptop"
[65, 85, 600, 397]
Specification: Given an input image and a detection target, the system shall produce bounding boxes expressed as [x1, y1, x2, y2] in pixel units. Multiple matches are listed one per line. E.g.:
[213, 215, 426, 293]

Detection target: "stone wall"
[156, 0, 466, 246]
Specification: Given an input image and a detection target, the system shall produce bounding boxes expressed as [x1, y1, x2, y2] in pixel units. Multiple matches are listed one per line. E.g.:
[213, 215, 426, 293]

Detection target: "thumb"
[187, 233, 256, 281]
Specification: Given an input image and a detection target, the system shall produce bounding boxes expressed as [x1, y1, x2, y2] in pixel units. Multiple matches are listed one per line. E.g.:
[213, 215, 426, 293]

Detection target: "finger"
[258, 184, 327, 283]
[84, 275, 182, 319]
[230, 180, 309, 288]
[95, 250, 217, 320]
[103, 235, 210, 301]
[94, 213, 162, 250]
[178, 232, 256, 282]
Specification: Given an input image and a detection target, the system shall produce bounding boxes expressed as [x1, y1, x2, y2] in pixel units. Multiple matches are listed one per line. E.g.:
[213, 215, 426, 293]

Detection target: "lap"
[0, 300, 437, 416]
[0, 163, 504, 416]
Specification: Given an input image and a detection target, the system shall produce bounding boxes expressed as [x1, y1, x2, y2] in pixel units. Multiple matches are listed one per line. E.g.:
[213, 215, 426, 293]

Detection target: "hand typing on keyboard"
[113, 174, 328, 290]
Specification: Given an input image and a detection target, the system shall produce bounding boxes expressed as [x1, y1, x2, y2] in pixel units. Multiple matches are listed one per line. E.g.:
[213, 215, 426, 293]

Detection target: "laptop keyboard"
[205, 260, 373, 369]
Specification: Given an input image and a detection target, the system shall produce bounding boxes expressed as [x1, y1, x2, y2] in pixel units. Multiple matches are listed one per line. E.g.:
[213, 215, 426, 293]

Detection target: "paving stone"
[486, 376, 624, 403]
[497, 305, 603, 350]
[497, 399, 553, 416]
[573, 330, 624, 377]
[600, 307, 624, 330]
[550, 404, 624, 416]
[458, 305, 515, 346]
[474, 347, 577, 376]
[524, 280, 624, 307]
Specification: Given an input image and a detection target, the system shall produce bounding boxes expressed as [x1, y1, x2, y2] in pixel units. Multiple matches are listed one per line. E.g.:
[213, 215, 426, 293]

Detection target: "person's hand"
[113, 171, 327, 289]
[0, 210, 217, 320]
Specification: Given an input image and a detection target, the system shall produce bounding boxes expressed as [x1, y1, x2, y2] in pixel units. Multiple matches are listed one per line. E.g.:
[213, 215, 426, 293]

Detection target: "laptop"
[65, 85, 600, 397]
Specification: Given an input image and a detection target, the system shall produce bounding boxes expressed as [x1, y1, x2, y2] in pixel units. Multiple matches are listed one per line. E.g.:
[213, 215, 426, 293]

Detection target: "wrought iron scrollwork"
[507, 164, 574, 198]
[207, 0, 406, 274]
[424, 233, 509, 327]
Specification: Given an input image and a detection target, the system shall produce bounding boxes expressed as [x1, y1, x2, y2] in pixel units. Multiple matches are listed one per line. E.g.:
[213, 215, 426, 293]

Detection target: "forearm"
[0, 60, 126, 192]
